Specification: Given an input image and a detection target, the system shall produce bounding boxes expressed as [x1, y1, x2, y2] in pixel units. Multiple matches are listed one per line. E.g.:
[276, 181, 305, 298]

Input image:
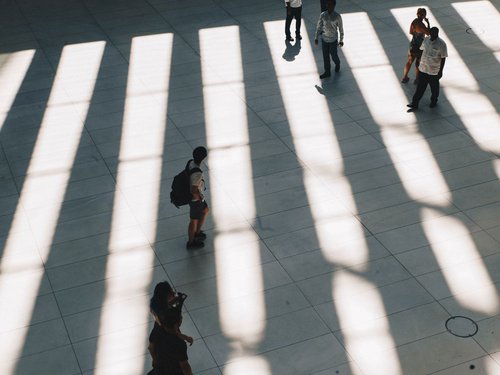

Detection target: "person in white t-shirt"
[285, 0, 302, 42]
[407, 27, 447, 112]
[186, 147, 209, 250]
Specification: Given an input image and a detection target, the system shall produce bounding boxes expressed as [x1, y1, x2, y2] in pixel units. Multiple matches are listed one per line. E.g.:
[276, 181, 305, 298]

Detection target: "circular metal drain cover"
[466, 28, 485, 35]
[446, 316, 478, 338]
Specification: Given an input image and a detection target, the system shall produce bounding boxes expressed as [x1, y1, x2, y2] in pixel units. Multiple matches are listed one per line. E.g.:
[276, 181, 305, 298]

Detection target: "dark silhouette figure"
[315, 0, 344, 79]
[285, 0, 302, 41]
[407, 27, 447, 112]
[282, 39, 302, 61]
[401, 8, 431, 84]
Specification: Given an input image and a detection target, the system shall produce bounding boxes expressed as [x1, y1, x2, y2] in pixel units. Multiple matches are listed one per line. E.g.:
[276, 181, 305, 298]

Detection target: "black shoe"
[195, 230, 207, 240]
[429, 101, 437, 108]
[401, 77, 409, 83]
[186, 240, 204, 250]
[335, 63, 340, 72]
[320, 72, 331, 79]
[286, 36, 294, 42]
[295, 34, 302, 40]
[406, 103, 418, 112]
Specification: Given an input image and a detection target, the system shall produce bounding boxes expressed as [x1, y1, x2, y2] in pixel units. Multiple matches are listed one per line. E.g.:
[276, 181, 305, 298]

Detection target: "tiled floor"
[1, 0, 499, 374]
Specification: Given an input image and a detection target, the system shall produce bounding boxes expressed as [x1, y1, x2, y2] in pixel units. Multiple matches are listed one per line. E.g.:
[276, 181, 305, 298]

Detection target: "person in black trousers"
[315, 0, 344, 79]
[285, 0, 302, 41]
[407, 27, 448, 112]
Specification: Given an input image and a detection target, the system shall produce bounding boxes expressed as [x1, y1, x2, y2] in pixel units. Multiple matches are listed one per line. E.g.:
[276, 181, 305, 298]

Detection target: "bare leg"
[402, 60, 412, 80]
[415, 65, 420, 81]
[195, 207, 209, 234]
[188, 219, 198, 243]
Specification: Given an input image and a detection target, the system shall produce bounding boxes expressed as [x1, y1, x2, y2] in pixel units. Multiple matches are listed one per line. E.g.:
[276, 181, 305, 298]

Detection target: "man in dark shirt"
[148, 309, 193, 375]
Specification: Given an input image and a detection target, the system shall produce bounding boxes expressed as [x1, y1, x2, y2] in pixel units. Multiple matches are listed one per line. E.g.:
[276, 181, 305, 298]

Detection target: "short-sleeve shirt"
[285, 0, 302, 8]
[188, 160, 204, 201]
[149, 324, 188, 375]
[418, 37, 448, 75]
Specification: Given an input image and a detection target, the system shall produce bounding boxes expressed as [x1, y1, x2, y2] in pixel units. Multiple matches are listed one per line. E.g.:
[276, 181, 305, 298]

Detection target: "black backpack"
[170, 159, 201, 208]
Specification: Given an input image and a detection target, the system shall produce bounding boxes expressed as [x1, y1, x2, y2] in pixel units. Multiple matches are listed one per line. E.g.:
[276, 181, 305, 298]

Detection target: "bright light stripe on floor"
[0, 41, 105, 374]
[422, 208, 498, 313]
[264, 21, 401, 375]
[452, 1, 500, 53]
[94, 34, 173, 374]
[199, 26, 268, 371]
[0, 49, 35, 130]
[263, 21, 369, 268]
[333, 270, 403, 374]
[391, 7, 499, 314]
[342, 12, 450, 207]
[391, 7, 500, 154]
[487, 355, 500, 373]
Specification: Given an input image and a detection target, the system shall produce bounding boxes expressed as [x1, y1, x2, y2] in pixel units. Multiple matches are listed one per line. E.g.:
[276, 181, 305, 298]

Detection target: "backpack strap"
[185, 159, 202, 175]
[189, 167, 202, 175]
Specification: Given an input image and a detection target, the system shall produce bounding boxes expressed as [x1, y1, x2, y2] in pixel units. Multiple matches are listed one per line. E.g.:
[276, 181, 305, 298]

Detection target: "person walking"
[186, 146, 209, 249]
[149, 281, 193, 346]
[315, 0, 344, 79]
[148, 309, 193, 375]
[401, 8, 431, 84]
[407, 27, 447, 112]
[285, 0, 302, 42]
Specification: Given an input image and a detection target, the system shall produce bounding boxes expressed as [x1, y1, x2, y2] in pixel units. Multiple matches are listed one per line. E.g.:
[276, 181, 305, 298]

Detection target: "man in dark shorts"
[186, 146, 209, 250]
[148, 309, 193, 375]
[401, 8, 430, 84]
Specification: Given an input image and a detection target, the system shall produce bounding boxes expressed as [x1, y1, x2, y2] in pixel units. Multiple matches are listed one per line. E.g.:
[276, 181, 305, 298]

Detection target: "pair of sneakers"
[407, 101, 437, 112]
[319, 63, 340, 79]
[186, 231, 207, 250]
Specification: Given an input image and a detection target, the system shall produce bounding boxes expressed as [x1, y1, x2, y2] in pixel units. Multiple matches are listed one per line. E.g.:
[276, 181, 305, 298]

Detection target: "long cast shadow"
[301, 14, 426, 373]
[0, 48, 57, 259]
[14, 40, 129, 373]
[381, 4, 500, 296]
[148, 10, 217, 374]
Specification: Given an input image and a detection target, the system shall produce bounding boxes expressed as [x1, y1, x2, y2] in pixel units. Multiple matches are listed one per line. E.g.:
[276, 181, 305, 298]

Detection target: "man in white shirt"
[314, 0, 344, 79]
[407, 27, 447, 112]
[285, 0, 302, 42]
[186, 147, 209, 250]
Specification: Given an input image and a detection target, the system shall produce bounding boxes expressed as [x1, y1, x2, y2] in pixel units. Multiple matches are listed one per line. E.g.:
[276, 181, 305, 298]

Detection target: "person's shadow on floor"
[282, 39, 301, 61]
[314, 82, 337, 97]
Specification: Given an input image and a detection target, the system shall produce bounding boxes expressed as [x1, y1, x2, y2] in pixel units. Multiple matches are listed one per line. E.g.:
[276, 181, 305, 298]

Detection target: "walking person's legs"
[195, 204, 209, 237]
[414, 55, 422, 82]
[285, 18, 293, 39]
[402, 51, 414, 82]
[294, 7, 302, 38]
[429, 75, 440, 107]
[330, 40, 340, 71]
[414, 52, 423, 83]
[321, 40, 331, 78]
[285, 12, 293, 40]
[187, 200, 207, 249]
[188, 219, 199, 244]
[408, 71, 430, 110]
